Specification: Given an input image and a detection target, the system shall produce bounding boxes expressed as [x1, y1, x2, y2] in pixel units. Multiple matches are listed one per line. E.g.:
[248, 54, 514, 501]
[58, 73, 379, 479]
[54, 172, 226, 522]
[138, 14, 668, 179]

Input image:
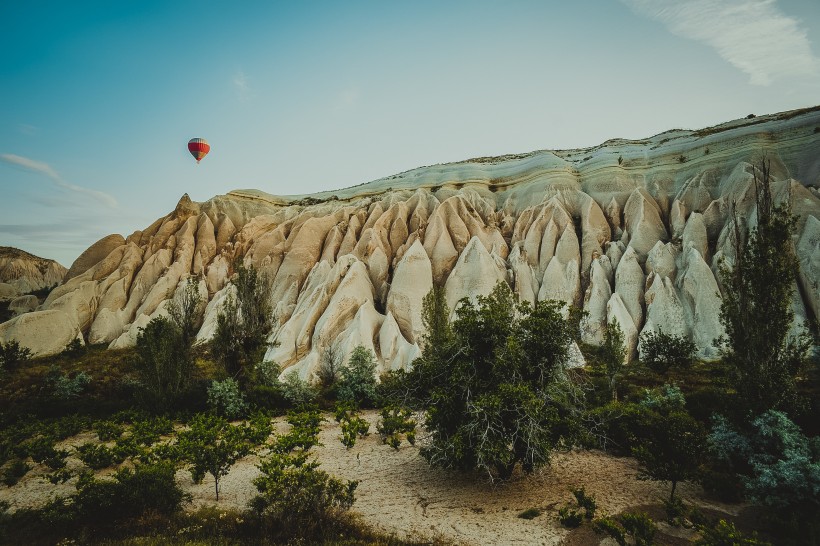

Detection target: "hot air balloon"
[188, 138, 210, 163]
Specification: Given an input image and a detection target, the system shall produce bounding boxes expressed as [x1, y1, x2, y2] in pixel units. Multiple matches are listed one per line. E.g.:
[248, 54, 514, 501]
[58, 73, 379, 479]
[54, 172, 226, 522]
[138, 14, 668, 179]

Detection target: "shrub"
[408, 283, 579, 480]
[62, 338, 85, 358]
[571, 486, 597, 519]
[594, 512, 657, 546]
[77, 442, 123, 469]
[518, 507, 541, 519]
[334, 403, 369, 449]
[601, 318, 627, 401]
[336, 346, 378, 407]
[207, 378, 248, 419]
[558, 506, 583, 528]
[639, 383, 686, 413]
[46, 365, 91, 399]
[0, 340, 32, 372]
[640, 329, 696, 373]
[2, 458, 31, 486]
[93, 420, 124, 442]
[251, 410, 357, 536]
[695, 519, 771, 546]
[279, 372, 317, 409]
[376, 406, 416, 450]
[253, 360, 281, 387]
[316, 340, 344, 388]
[129, 416, 174, 445]
[74, 461, 189, 521]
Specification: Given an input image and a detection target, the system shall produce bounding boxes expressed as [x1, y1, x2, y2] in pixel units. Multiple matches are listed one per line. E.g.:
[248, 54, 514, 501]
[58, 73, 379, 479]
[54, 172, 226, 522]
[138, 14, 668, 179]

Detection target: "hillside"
[0, 107, 818, 367]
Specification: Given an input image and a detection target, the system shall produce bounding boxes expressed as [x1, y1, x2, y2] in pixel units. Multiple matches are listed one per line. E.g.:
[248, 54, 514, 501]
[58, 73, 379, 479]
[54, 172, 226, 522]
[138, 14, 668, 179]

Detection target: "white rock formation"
[1, 107, 818, 370]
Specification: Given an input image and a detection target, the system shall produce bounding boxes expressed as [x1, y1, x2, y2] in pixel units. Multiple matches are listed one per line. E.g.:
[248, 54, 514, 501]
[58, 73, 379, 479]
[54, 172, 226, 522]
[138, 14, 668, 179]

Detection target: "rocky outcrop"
[0, 247, 66, 295]
[64, 234, 126, 282]
[2, 107, 819, 370]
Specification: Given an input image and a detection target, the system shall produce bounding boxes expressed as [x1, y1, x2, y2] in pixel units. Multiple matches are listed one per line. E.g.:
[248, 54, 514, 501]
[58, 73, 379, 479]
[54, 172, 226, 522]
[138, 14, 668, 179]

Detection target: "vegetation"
[405, 282, 579, 480]
[640, 328, 697, 374]
[337, 345, 378, 407]
[719, 158, 810, 418]
[376, 405, 416, 450]
[594, 512, 657, 546]
[211, 263, 274, 379]
[601, 318, 627, 401]
[177, 413, 255, 501]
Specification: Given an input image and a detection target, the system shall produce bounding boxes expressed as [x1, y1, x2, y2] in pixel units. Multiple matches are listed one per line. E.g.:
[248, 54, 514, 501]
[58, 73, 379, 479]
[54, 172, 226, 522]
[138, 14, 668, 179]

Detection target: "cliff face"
[1, 108, 819, 365]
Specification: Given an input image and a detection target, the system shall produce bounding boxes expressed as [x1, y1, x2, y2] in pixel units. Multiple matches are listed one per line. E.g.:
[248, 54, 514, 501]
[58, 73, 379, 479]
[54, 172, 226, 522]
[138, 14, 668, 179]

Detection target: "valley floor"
[2, 410, 743, 545]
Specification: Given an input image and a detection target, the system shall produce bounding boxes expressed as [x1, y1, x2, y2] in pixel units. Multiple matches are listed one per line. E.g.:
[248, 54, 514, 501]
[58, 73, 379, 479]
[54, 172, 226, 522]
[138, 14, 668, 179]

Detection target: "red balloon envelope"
[188, 138, 210, 163]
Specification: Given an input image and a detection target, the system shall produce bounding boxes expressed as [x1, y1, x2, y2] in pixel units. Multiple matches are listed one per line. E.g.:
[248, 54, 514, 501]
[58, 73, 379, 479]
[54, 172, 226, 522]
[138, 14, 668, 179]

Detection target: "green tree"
[602, 318, 627, 401]
[640, 328, 697, 373]
[135, 317, 188, 408]
[408, 282, 578, 481]
[719, 159, 810, 417]
[633, 410, 706, 502]
[0, 340, 32, 375]
[212, 263, 274, 379]
[134, 277, 203, 409]
[177, 413, 252, 501]
[336, 345, 378, 407]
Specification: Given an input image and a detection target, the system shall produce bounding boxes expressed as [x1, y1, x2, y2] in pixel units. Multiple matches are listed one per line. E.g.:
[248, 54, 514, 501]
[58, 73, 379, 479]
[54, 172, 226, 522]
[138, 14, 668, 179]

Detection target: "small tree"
[336, 345, 378, 407]
[640, 328, 697, 374]
[316, 338, 343, 388]
[167, 276, 204, 354]
[212, 263, 274, 379]
[177, 413, 252, 501]
[409, 282, 579, 481]
[601, 319, 627, 401]
[633, 410, 706, 502]
[135, 317, 189, 409]
[719, 158, 810, 417]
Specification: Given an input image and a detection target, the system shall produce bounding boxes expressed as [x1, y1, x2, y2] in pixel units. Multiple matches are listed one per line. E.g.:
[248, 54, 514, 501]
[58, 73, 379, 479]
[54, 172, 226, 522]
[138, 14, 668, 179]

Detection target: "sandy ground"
[1, 411, 741, 545]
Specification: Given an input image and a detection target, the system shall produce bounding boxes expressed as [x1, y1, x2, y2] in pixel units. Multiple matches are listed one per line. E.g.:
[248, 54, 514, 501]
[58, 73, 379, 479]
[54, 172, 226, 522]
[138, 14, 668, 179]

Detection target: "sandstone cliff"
[1, 107, 818, 367]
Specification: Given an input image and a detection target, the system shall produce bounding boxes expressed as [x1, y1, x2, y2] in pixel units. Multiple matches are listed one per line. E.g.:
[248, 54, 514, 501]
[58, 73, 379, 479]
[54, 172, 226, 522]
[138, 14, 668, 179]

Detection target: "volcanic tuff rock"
[1, 108, 819, 368]
[0, 247, 66, 298]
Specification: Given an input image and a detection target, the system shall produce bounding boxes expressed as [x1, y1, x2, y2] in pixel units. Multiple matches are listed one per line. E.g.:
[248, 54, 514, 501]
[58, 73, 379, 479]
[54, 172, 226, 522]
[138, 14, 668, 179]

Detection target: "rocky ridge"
[1, 108, 818, 374]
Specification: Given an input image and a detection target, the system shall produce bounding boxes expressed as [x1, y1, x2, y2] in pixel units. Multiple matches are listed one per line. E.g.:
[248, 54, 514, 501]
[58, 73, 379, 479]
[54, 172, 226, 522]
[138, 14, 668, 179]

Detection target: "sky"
[1, 0, 819, 267]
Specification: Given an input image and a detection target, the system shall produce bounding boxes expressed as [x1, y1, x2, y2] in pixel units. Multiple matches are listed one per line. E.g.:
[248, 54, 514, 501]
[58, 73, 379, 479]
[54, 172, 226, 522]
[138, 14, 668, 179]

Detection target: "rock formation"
[1, 107, 818, 372]
[0, 247, 66, 299]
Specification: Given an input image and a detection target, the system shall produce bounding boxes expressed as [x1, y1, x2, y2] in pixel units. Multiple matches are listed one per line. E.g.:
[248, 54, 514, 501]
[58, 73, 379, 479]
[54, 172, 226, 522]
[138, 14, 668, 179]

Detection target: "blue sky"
[2, 0, 819, 266]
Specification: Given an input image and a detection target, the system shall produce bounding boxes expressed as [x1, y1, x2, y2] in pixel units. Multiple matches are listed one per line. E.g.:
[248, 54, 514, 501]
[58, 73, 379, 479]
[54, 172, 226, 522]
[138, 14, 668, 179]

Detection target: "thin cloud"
[18, 124, 39, 136]
[623, 0, 820, 86]
[233, 69, 252, 101]
[0, 153, 118, 208]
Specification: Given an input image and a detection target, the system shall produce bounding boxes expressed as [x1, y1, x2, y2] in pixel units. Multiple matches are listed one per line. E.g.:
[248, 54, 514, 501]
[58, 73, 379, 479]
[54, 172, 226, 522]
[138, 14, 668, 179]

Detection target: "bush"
[376, 406, 416, 450]
[279, 372, 317, 409]
[253, 360, 281, 387]
[518, 507, 541, 519]
[696, 519, 771, 545]
[558, 506, 583, 528]
[46, 365, 91, 400]
[93, 420, 124, 442]
[334, 403, 369, 449]
[0, 340, 32, 372]
[75, 461, 189, 521]
[2, 458, 31, 486]
[571, 486, 597, 519]
[62, 338, 85, 358]
[594, 512, 657, 546]
[336, 346, 378, 407]
[77, 442, 123, 469]
[251, 409, 358, 536]
[639, 328, 696, 373]
[129, 416, 174, 445]
[408, 283, 580, 480]
[207, 378, 248, 419]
